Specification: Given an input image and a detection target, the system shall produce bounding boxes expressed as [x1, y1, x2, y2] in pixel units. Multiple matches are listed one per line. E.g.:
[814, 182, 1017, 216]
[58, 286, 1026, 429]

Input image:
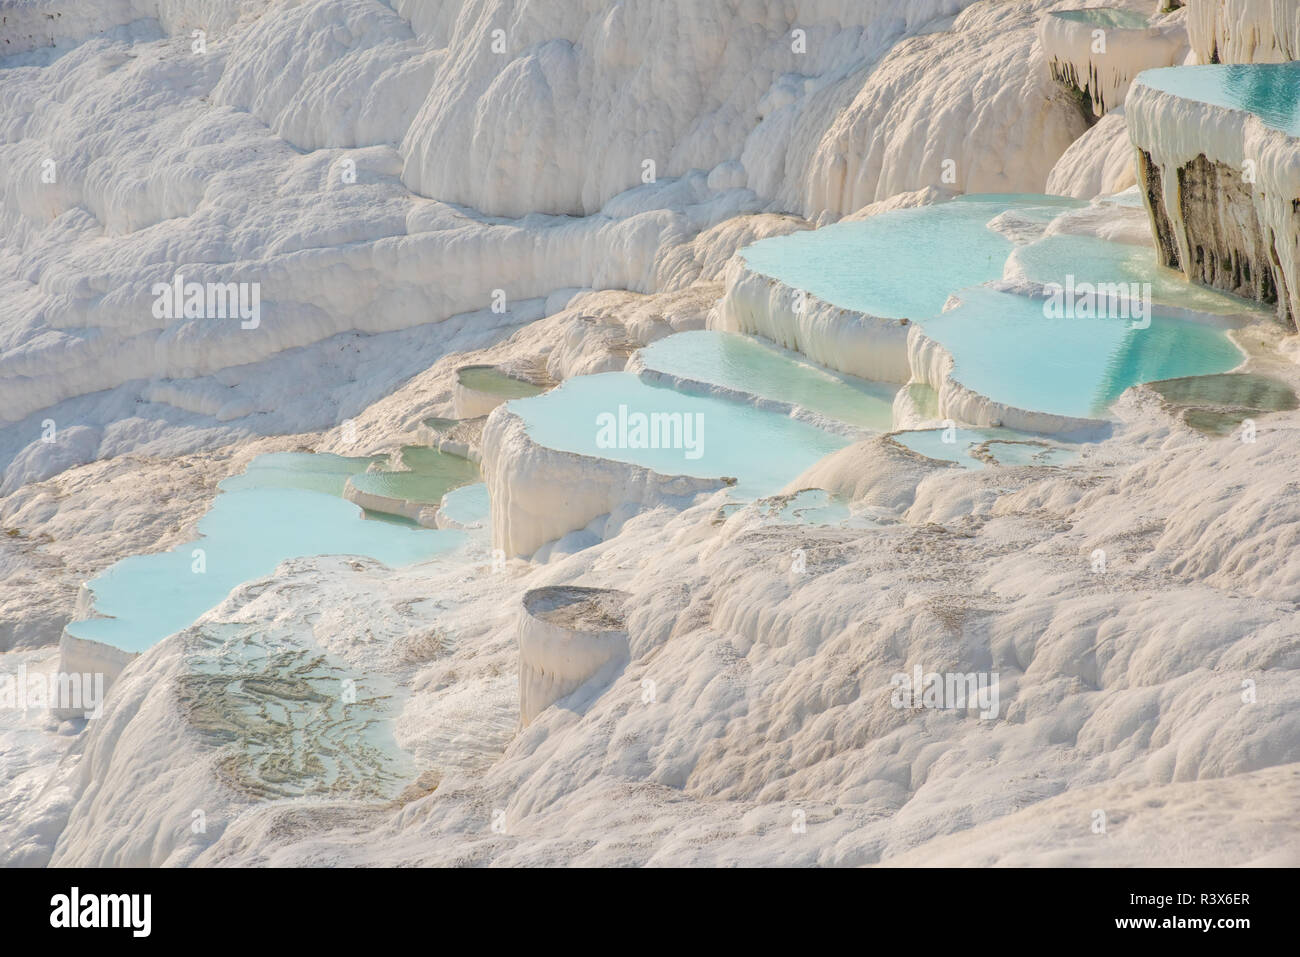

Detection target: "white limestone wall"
[1185, 0, 1300, 63]
[0, 0, 265, 57]
[716, 256, 1108, 437]
[712, 259, 913, 384]
[479, 406, 728, 558]
[1127, 79, 1300, 327]
[52, 632, 136, 720]
[1038, 10, 1186, 117]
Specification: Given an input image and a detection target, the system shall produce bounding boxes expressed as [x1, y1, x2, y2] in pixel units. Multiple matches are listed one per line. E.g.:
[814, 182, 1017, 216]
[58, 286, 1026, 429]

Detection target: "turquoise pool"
[638, 330, 898, 430]
[348, 446, 480, 508]
[218, 451, 384, 496]
[68, 455, 466, 652]
[894, 426, 1080, 469]
[1010, 233, 1275, 318]
[739, 195, 1083, 319]
[1052, 8, 1150, 30]
[437, 482, 491, 529]
[922, 287, 1244, 418]
[509, 372, 849, 499]
[457, 365, 546, 398]
[1137, 63, 1300, 136]
[734, 194, 1252, 421]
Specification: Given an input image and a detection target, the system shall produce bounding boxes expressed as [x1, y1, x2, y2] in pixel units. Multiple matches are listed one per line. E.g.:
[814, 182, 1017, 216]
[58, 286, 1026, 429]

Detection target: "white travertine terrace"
[479, 406, 728, 558]
[712, 259, 914, 385]
[340, 477, 437, 527]
[905, 323, 1108, 437]
[52, 632, 135, 719]
[1185, 0, 1300, 63]
[715, 260, 1111, 437]
[1038, 8, 1187, 117]
[1127, 78, 1300, 328]
[517, 586, 630, 727]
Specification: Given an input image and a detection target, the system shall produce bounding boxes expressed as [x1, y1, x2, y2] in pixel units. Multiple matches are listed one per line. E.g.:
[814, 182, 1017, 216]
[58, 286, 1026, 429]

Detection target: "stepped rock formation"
[1127, 72, 1300, 329]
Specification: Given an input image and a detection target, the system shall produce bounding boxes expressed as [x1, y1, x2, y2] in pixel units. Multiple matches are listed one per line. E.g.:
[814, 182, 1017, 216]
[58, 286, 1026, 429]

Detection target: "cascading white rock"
[479, 405, 728, 558]
[452, 365, 529, 419]
[1037, 8, 1187, 118]
[397, 0, 983, 219]
[712, 258, 913, 384]
[51, 632, 135, 721]
[1046, 111, 1138, 198]
[1185, 0, 1300, 63]
[715, 251, 1109, 436]
[905, 323, 1108, 437]
[1126, 77, 1300, 328]
[517, 585, 630, 727]
[0, 0, 266, 57]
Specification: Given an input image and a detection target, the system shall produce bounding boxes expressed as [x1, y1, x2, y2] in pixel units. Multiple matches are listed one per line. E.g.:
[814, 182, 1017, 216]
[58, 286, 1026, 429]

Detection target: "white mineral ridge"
[1037, 6, 1186, 117]
[1126, 78, 1300, 325]
[1, 0, 1091, 489]
[1185, 0, 1300, 64]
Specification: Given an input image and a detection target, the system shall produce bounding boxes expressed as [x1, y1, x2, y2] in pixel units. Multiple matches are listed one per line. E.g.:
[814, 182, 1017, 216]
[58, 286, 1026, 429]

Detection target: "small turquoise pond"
[508, 372, 849, 499]
[638, 330, 898, 430]
[739, 195, 1083, 319]
[218, 451, 383, 496]
[348, 446, 480, 506]
[1052, 8, 1150, 30]
[457, 365, 546, 398]
[437, 482, 491, 528]
[923, 287, 1244, 418]
[67, 454, 465, 652]
[1137, 63, 1300, 136]
[894, 427, 1080, 469]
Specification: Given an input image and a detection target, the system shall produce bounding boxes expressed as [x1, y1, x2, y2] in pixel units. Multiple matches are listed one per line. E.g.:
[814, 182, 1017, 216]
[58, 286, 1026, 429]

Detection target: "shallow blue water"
[438, 482, 491, 528]
[739, 195, 1082, 319]
[68, 457, 465, 653]
[1137, 62, 1300, 136]
[638, 330, 897, 430]
[1053, 8, 1150, 29]
[922, 287, 1244, 418]
[1009, 234, 1269, 317]
[736, 195, 1249, 420]
[509, 372, 849, 499]
[894, 427, 1080, 469]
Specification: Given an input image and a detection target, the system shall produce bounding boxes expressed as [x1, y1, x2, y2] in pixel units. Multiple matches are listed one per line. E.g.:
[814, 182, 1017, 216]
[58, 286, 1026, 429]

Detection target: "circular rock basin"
[457, 365, 547, 398]
[518, 586, 631, 726]
[454, 364, 546, 419]
[638, 329, 897, 431]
